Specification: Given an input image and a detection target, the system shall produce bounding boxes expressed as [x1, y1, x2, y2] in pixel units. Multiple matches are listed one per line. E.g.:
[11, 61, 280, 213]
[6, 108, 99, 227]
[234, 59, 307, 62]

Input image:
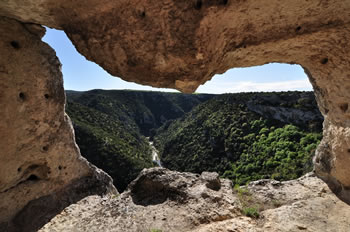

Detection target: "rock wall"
[0, 0, 350, 228]
[0, 17, 116, 231]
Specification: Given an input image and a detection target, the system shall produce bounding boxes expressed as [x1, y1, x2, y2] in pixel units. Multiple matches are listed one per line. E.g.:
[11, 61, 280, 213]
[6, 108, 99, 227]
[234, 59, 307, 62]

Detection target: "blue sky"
[42, 28, 312, 94]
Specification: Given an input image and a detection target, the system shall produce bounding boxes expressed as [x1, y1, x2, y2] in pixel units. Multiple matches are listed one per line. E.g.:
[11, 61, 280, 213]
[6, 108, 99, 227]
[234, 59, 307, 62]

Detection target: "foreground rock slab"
[40, 168, 350, 232]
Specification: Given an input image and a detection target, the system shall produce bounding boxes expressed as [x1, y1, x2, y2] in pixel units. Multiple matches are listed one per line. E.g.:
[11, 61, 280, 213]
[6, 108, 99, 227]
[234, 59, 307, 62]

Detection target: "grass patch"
[234, 184, 262, 219]
[271, 199, 283, 208]
[242, 206, 260, 218]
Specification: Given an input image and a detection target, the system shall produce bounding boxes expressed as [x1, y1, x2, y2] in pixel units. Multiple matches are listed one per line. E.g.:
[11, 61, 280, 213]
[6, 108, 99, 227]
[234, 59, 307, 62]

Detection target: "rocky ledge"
[40, 168, 350, 232]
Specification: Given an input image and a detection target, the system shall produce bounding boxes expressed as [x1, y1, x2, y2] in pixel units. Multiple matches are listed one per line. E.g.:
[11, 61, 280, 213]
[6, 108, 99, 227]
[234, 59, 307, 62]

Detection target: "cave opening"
[42, 28, 323, 193]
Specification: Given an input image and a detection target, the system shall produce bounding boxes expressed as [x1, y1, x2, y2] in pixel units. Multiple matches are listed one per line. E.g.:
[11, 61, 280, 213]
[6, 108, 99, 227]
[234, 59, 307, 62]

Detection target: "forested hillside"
[66, 90, 323, 191]
[153, 91, 323, 185]
[65, 89, 214, 191]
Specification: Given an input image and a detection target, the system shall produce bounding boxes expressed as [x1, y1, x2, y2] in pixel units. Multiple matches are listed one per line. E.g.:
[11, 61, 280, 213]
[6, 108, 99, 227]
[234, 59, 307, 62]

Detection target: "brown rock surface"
[0, 1, 349, 92]
[40, 169, 350, 232]
[0, 17, 116, 231]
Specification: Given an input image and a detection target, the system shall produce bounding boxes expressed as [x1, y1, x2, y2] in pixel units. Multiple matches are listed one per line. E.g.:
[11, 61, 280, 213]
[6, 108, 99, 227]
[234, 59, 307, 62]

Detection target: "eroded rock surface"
[40, 168, 239, 232]
[40, 168, 350, 232]
[0, 1, 349, 92]
[0, 17, 116, 231]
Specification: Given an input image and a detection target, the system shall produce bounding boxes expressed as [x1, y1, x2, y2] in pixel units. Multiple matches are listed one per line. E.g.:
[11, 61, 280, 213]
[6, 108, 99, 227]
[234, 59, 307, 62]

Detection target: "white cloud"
[196, 79, 312, 94]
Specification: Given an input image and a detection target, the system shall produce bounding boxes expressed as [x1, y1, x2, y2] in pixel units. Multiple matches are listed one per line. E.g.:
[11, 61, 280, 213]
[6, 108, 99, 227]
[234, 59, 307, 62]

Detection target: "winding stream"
[147, 138, 162, 167]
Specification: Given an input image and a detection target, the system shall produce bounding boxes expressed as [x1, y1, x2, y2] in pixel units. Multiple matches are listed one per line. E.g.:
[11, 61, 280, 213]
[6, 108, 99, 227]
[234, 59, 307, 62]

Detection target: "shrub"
[242, 206, 260, 218]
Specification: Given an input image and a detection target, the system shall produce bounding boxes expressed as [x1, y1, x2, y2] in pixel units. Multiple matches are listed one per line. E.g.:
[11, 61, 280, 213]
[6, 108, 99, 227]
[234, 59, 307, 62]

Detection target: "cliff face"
[39, 168, 350, 232]
[1, 0, 350, 229]
[246, 92, 323, 129]
[0, 18, 116, 231]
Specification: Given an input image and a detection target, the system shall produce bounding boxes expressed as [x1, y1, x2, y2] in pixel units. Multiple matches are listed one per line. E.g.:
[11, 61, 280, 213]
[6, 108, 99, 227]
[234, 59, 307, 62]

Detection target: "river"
[147, 138, 162, 167]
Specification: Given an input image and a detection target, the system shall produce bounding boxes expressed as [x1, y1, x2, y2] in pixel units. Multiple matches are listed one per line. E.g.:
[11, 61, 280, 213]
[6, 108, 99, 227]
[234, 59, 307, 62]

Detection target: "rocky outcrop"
[246, 92, 323, 129]
[40, 168, 240, 232]
[248, 104, 322, 127]
[1, 0, 350, 227]
[0, 17, 116, 231]
[40, 168, 350, 232]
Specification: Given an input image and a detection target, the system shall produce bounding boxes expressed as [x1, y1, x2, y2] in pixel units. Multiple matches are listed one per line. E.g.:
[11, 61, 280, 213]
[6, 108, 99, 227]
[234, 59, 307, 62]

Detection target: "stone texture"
[248, 173, 350, 232]
[200, 172, 221, 191]
[0, 17, 116, 231]
[40, 169, 350, 232]
[0, 1, 349, 92]
[40, 168, 240, 232]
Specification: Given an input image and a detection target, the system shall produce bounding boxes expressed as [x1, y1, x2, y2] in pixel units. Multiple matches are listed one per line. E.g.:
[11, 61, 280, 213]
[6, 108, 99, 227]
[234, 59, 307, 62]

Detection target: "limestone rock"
[249, 173, 350, 232]
[40, 169, 350, 232]
[0, 1, 349, 92]
[40, 168, 239, 232]
[201, 172, 221, 191]
[246, 92, 323, 128]
[0, 17, 116, 231]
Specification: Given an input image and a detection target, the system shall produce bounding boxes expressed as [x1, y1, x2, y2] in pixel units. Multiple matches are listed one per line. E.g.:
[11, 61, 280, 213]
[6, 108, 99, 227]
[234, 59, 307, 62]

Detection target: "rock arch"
[0, 0, 350, 229]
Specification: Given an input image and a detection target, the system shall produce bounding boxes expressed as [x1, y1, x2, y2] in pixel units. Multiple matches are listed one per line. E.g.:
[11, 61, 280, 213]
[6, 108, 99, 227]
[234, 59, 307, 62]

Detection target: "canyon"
[66, 90, 322, 193]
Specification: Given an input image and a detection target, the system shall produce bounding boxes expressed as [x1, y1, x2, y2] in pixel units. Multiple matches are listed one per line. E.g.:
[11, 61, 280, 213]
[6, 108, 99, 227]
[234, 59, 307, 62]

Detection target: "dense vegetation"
[66, 89, 323, 190]
[65, 90, 214, 191]
[154, 92, 323, 185]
